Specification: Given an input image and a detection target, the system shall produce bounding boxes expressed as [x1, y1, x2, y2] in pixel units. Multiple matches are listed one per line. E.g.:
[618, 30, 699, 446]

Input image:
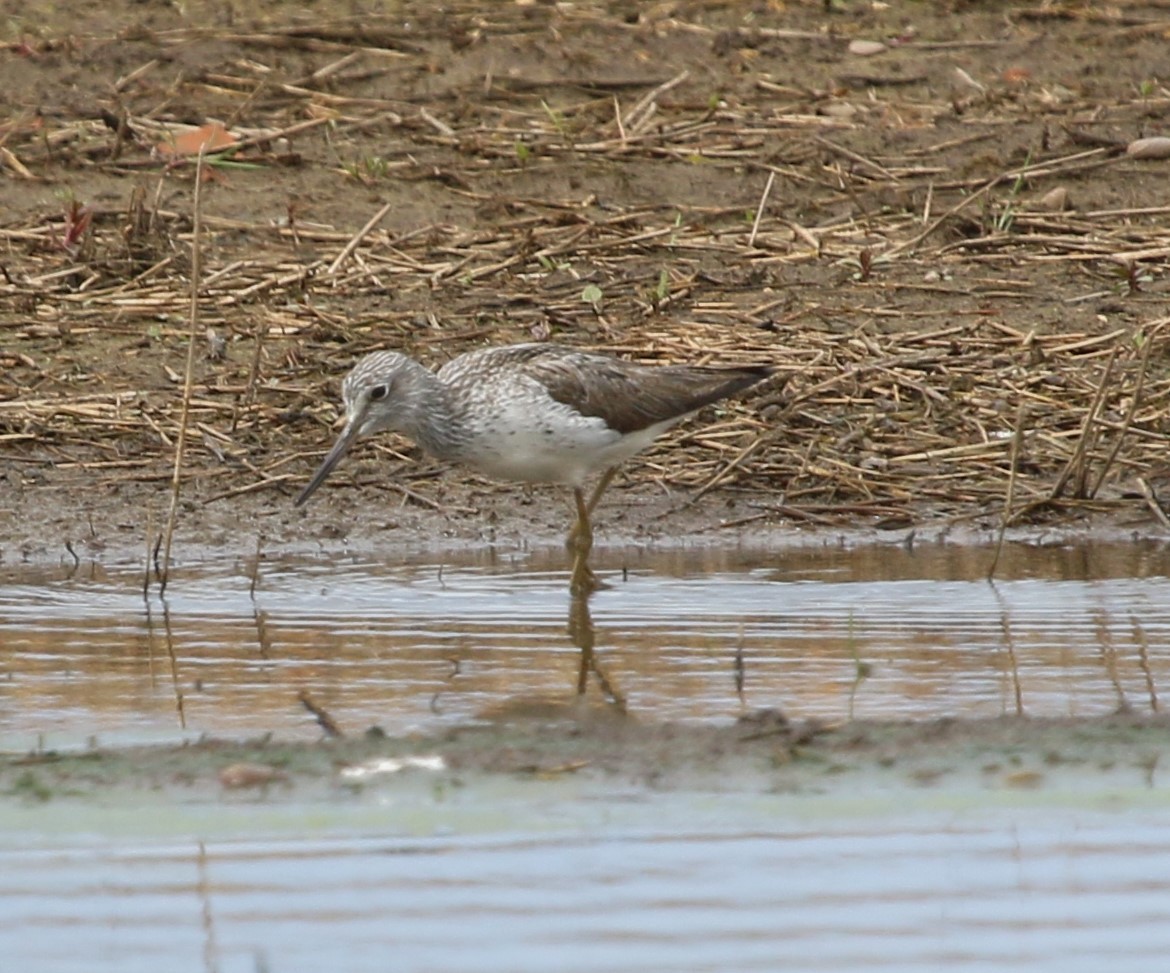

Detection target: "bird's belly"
[454, 419, 666, 487]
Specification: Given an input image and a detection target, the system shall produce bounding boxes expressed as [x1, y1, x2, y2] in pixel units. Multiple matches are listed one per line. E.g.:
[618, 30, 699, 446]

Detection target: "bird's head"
[295, 351, 416, 507]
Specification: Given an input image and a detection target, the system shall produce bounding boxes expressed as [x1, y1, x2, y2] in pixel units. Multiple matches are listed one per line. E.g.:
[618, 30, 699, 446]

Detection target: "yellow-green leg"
[566, 468, 617, 549]
[567, 468, 617, 595]
[569, 486, 598, 595]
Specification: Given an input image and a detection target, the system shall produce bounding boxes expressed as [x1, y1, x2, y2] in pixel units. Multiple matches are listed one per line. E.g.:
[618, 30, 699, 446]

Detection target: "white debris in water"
[339, 755, 446, 779]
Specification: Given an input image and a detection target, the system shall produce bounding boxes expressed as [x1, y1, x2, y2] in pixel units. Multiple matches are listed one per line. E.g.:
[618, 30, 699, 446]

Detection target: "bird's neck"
[393, 360, 464, 461]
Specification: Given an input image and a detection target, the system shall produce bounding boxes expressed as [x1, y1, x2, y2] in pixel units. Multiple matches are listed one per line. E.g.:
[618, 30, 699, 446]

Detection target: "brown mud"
[3, 1, 1170, 567]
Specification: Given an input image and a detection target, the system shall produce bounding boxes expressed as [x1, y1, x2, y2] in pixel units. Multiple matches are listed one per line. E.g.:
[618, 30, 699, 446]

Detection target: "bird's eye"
[369, 384, 390, 402]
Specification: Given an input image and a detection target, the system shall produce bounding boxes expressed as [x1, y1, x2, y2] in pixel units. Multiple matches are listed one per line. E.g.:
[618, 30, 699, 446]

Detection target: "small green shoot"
[537, 254, 571, 273]
[342, 156, 390, 184]
[540, 99, 569, 141]
[204, 153, 264, 171]
[647, 269, 670, 307]
[993, 152, 1032, 234]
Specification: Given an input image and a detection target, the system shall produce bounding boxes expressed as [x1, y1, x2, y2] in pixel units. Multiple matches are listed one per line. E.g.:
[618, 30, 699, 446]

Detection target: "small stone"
[819, 101, 861, 120]
[1038, 186, 1072, 211]
[848, 39, 887, 57]
[1127, 136, 1170, 159]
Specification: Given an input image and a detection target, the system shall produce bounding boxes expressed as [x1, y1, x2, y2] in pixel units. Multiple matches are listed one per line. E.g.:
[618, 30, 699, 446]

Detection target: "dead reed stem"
[1089, 326, 1157, 498]
[1049, 347, 1118, 502]
[159, 151, 206, 592]
[988, 402, 1026, 581]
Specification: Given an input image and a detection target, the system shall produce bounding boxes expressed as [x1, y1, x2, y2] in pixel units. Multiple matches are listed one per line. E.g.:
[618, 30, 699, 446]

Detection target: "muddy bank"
[4, 0, 1170, 572]
[4, 712, 1166, 810]
[3, 466, 1165, 573]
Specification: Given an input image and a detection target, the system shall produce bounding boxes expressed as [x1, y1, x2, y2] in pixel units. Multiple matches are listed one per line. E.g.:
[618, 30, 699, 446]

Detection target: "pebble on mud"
[1038, 186, 1072, 211]
[847, 39, 887, 57]
[1126, 136, 1170, 159]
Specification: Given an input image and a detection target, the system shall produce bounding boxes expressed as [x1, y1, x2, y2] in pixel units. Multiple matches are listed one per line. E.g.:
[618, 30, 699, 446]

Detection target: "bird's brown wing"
[511, 345, 773, 435]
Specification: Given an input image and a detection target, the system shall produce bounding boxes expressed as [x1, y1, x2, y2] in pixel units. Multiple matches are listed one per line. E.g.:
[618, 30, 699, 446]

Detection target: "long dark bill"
[294, 419, 362, 507]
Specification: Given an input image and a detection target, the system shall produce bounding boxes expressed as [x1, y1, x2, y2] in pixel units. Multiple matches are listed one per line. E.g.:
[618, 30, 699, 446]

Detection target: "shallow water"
[4, 799, 1170, 973]
[2, 537, 1170, 972]
[1, 539, 1167, 747]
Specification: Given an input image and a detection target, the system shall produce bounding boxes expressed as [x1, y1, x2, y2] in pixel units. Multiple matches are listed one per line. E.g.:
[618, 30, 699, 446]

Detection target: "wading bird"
[295, 343, 773, 594]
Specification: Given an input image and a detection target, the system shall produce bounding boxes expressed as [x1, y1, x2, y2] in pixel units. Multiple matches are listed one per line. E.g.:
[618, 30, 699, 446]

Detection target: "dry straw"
[2, 7, 1170, 538]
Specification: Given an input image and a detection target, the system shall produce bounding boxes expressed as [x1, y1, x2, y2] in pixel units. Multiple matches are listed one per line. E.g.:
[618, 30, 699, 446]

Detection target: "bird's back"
[438, 343, 772, 435]
[428, 343, 772, 487]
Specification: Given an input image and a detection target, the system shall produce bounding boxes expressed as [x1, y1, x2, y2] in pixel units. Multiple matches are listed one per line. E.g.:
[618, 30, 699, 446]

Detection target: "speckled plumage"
[296, 342, 771, 502]
[295, 342, 772, 592]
